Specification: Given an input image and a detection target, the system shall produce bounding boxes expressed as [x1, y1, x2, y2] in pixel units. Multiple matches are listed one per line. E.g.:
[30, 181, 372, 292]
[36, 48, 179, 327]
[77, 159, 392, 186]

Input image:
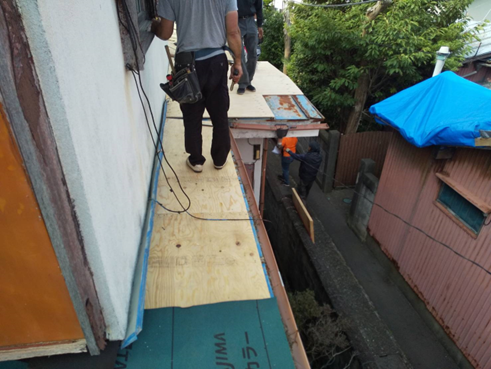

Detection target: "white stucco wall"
[19, 0, 169, 339]
[236, 138, 263, 203]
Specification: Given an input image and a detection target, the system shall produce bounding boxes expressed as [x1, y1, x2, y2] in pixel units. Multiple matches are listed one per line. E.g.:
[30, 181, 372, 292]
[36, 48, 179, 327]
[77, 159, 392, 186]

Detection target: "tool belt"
[160, 51, 202, 104]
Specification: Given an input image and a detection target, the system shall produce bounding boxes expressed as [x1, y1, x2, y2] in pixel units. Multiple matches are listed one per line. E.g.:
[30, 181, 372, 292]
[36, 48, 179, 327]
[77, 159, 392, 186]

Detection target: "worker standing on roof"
[236, 0, 263, 95]
[286, 141, 322, 200]
[278, 136, 298, 186]
[152, 0, 243, 173]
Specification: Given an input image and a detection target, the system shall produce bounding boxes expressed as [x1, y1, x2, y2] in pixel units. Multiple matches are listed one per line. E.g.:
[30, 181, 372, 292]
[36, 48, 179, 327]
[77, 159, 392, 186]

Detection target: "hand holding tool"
[230, 68, 240, 91]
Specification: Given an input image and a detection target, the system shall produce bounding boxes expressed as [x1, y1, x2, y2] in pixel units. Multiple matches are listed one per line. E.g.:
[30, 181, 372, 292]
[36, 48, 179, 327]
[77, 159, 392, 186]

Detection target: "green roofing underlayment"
[114, 298, 295, 369]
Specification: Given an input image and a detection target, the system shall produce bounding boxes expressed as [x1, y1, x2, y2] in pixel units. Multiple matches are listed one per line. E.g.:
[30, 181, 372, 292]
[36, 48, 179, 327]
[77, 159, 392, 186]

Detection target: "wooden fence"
[334, 131, 392, 187]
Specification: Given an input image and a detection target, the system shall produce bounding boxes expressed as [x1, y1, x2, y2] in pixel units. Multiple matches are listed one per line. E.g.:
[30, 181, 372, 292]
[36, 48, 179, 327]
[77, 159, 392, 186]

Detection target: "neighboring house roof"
[369, 72, 491, 148]
[465, 21, 491, 61]
[466, 0, 491, 22]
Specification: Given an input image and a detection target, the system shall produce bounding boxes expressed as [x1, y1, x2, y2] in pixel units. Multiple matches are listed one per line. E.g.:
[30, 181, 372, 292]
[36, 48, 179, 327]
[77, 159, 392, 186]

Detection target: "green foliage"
[288, 290, 350, 367]
[288, 0, 477, 131]
[259, 0, 285, 70]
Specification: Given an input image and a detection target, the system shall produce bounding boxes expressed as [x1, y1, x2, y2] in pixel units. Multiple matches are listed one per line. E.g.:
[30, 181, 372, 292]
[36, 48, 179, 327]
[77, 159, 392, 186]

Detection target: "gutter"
[231, 122, 329, 131]
[230, 131, 311, 369]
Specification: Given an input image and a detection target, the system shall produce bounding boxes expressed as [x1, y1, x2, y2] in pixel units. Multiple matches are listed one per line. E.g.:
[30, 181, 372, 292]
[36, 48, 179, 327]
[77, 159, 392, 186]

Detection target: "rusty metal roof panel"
[264, 95, 324, 122]
[293, 95, 324, 120]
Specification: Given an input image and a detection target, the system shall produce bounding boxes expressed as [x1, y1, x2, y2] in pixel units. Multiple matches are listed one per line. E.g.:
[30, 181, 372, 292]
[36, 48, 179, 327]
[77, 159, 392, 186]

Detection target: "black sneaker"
[214, 158, 228, 170]
[246, 85, 256, 92]
[237, 87, 245, 95]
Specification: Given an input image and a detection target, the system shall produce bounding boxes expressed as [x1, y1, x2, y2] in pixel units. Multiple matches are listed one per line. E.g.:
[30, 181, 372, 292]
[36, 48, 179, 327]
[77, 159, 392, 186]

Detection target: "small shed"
[369, 72, 491, 368]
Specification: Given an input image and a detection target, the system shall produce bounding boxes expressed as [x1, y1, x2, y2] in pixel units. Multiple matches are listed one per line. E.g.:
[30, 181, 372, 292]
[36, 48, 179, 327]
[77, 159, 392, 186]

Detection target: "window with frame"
[117, 0, 156, 70]
[437, 182, 487, 235]
[136, 0, 156, 54]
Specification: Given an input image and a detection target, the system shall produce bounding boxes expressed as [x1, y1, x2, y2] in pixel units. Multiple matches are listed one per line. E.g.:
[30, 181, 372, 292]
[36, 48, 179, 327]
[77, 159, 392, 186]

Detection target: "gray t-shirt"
[158, 0, 237, 52]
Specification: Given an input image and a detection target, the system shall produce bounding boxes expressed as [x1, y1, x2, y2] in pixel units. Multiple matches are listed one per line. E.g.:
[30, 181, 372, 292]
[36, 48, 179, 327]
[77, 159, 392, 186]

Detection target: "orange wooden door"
[0, 104, 84, 349]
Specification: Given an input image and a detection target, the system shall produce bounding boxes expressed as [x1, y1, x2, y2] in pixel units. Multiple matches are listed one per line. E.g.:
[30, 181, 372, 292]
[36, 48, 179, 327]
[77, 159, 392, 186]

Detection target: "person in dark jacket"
[285, 141, 322, 199]
[236, 0, 263, 94]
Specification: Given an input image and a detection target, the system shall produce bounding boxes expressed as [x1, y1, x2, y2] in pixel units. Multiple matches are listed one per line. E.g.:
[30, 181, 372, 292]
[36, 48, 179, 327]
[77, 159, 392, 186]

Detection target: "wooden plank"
[0, 340, 86, 362]
[166, 90, 274, 120]
[475, 137, 491, 147]
[252, 62, 303, 95]
[145, 119, 270, 309]
[292, 188, 315, 243]
[0, 2, 105, 353]
[166, 61, 303, 120]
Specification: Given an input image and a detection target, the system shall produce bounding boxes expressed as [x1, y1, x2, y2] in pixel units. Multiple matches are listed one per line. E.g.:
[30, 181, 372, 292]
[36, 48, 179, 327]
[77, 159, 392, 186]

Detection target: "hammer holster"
[160, 51, 202, 104]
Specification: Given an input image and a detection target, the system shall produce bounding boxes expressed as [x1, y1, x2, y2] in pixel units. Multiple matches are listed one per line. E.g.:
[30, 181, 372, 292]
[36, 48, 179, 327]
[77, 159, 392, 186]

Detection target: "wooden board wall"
[0, 105, 84, 348]
[144, 120, 271, 309]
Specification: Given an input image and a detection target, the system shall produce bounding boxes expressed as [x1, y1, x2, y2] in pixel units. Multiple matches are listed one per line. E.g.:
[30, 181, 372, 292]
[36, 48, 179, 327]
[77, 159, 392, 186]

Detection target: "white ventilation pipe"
[433, 46, 451, 77]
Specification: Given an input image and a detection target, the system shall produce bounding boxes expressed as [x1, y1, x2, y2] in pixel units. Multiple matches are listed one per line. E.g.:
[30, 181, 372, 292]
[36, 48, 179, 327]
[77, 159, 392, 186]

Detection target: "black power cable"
[119, 0, 189, 214]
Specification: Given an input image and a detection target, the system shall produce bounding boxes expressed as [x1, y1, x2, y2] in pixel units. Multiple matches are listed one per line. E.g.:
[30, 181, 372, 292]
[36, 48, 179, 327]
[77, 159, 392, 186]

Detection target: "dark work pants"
[281, 156, 294, 185]
[297, 179, 314, 199]
[180, 53, 230, 166]
[238, 17, 258, 89]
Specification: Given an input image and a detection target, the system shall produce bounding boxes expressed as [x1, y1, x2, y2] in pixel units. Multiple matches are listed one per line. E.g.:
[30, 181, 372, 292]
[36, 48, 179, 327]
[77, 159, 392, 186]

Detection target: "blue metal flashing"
[294, 95, 324, 120]
[121, 100, 168, 349]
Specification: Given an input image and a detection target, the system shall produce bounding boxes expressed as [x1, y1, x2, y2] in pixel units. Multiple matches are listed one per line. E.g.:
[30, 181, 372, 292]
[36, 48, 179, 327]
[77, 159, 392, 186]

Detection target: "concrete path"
[268, 149, 464, 369]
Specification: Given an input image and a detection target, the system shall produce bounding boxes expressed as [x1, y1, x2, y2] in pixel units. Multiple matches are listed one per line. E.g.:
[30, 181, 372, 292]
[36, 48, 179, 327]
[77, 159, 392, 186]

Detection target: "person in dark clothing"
[285, 141, 322, 199]
[153, 0, 243, 172]
[236, 0, 263, 95]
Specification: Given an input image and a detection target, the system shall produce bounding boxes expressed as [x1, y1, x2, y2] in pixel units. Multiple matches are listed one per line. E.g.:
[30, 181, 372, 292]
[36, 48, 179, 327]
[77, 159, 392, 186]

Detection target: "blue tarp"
[369, 71, 491, 148]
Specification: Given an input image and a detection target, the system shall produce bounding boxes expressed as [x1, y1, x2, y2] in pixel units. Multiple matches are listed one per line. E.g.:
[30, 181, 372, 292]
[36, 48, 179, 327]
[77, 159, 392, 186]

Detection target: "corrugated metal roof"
[465, 21, 491, 60]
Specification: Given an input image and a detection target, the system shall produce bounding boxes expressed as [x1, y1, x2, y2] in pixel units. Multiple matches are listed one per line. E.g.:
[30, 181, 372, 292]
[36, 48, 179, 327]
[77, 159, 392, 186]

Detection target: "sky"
[274, 0, 284, 9]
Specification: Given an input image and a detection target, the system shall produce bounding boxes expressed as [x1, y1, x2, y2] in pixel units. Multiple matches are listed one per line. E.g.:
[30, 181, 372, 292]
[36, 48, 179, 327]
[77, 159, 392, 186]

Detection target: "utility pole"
[283, 0, 291, 74]
[344, 0, 392, 134]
